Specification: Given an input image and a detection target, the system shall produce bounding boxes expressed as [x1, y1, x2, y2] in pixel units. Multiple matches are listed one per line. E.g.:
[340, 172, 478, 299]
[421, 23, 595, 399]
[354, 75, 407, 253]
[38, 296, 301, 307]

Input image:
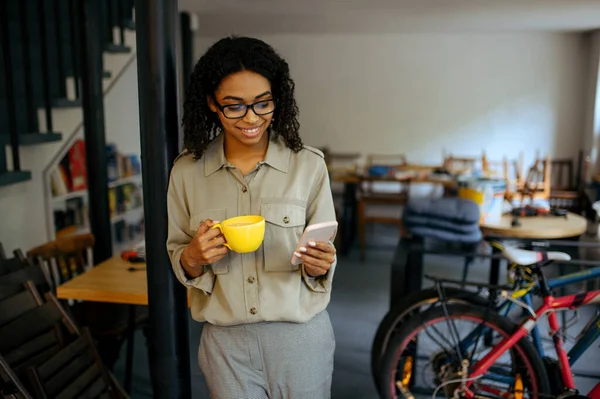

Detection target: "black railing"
[68, 0, 81, 99]
[102, 0, 132, 53]
[0, 0, 137, 186]
[19, 1, 35, 134]
[0, 0, 21, 175]
[53, 0, 67, 100]
[38, 0, 55, 134]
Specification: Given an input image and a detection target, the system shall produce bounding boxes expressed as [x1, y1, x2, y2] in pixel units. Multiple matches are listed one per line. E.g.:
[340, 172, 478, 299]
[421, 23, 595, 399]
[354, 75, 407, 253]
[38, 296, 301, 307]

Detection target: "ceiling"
[178, 0, 600, 35]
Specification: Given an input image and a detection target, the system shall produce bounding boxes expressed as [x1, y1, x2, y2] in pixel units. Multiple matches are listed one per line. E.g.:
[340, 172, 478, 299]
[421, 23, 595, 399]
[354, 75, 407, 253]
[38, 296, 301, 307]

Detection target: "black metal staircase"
[0, 0, 136, 186]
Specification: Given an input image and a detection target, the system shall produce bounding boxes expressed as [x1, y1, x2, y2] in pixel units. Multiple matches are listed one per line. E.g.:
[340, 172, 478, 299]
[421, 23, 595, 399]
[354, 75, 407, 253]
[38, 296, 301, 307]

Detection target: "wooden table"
[57, 256, 148, 305]
[331, 172, 458, 188]
[481, 212, 587, 239]
[481, 211, 588, 295]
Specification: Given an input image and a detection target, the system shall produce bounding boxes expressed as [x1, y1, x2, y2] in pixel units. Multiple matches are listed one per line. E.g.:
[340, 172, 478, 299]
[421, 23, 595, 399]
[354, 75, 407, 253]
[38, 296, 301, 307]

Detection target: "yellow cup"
[211, 215, 265, 253]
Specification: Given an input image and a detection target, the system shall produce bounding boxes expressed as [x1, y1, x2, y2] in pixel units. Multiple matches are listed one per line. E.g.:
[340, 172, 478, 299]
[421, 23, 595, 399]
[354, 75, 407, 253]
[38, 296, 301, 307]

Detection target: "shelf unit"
[43, 131, 145, 254]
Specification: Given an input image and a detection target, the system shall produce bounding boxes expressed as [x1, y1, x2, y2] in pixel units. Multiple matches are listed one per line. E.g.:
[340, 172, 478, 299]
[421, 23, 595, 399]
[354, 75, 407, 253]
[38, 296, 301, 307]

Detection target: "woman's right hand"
[180, 219, 228, 278]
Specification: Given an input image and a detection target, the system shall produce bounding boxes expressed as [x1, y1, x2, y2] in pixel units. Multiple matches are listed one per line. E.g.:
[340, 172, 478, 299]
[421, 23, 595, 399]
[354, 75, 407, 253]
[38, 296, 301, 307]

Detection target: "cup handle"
[211, 224, 231, 249]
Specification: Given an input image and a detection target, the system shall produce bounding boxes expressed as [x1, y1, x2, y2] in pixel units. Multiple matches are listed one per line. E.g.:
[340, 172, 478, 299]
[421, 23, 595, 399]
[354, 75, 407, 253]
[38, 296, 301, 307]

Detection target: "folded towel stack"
[403, 197, 482, 243]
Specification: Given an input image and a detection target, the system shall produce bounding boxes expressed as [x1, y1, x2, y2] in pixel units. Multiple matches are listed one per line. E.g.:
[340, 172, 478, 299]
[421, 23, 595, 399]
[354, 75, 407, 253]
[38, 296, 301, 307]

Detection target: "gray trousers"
[198, 310, 335, 399]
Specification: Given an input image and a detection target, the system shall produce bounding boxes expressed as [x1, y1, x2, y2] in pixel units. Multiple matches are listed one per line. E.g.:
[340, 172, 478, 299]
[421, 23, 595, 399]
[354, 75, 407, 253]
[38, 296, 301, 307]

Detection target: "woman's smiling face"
[209, 70, 275, 147]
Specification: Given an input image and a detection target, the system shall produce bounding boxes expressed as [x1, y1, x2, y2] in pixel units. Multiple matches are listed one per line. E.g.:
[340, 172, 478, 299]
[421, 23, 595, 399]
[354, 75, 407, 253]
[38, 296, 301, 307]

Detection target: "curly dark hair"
[182, 36, 303, 160]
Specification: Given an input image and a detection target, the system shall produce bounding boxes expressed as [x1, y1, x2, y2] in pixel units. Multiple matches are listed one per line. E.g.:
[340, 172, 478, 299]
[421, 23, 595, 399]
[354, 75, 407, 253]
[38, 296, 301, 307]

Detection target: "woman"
[166, 36, 338, 399]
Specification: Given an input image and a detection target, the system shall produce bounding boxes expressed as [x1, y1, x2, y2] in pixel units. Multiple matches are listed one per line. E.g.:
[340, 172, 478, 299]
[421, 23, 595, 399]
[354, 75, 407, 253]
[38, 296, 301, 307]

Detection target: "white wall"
[582, 30, 600, 175]
[196, 32, 588, 168]
[104, 59, 141, 154]
[0, 42, 140, 254]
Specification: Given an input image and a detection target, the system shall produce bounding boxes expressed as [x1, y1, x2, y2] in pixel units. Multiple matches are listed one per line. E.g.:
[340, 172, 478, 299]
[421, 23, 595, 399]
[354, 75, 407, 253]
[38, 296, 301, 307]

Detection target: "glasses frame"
[213, 98, 277, 119]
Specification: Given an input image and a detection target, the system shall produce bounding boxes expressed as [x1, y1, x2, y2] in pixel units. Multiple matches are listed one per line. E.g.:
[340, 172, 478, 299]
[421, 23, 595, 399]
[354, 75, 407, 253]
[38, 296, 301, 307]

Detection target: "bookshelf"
[45, 137, 145, 254]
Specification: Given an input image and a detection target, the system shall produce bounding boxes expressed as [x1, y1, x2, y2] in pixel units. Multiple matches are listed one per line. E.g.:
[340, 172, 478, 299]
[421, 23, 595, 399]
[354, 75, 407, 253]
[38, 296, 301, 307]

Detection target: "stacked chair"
[27, 235, 148, 371]
[402, 197, 482, 244]
[0, 243, 128, 399]
[402, 197, 482, 282]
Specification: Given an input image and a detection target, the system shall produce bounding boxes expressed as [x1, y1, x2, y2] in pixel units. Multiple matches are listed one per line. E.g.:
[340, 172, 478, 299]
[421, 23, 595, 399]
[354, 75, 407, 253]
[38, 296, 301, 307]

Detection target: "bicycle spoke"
[420, 321, 456, 357]
[437, 282, 465, 360]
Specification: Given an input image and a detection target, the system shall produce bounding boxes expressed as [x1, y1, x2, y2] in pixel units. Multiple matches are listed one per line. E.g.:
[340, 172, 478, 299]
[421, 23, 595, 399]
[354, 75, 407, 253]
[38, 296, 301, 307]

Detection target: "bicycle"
[377, 244, 600, 399]
[371, 242, 600, 394]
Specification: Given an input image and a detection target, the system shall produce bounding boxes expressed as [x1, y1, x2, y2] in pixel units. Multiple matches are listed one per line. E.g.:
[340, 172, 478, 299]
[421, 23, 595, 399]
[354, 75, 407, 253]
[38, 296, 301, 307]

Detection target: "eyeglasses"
[214, 99, 276, 119]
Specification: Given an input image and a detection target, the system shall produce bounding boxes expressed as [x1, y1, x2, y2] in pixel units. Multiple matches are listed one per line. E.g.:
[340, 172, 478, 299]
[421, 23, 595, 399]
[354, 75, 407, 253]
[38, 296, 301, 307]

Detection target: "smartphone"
[291, 221, 338, 265]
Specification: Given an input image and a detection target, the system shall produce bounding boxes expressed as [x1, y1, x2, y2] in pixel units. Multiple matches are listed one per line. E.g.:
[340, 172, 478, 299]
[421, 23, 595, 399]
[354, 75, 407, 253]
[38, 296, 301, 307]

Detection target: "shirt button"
[247, 276, 255, 283]
[242, 186, 248, 193]
[283, 216, 290, 224]
[250, 307, 257, 315]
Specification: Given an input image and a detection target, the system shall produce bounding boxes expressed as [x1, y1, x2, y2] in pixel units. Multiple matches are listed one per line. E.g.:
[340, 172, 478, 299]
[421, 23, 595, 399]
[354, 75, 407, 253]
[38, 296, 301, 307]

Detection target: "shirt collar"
[204, 133, 291, 177]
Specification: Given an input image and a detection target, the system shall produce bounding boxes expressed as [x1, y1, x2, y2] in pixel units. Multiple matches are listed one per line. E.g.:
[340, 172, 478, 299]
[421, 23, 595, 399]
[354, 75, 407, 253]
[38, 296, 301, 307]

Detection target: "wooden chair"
[482, 152, 523, 179]
[26, 327, 126, 399]
[0, 260, 53, 296]
[1, 353, 33, 399]
[0, 282, 127, 399]
[357, 154, 409, 260]
[0, 281, 46, 328]
[27, 233, 95, 289]
[480, 155, 525, 202]
[324, 151, 361, 178]
[0, 283, 26, 302]
[0, 286, 79, 379]
[0, 249, 31, 278]
[443, 152, 482, 175]
[514, 155, 551, 203]
[549, 151, 591, 213]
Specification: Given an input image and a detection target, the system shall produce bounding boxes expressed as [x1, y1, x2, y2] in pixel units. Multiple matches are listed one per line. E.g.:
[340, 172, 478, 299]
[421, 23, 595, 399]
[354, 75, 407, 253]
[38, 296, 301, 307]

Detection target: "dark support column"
[78, 0, 112, 264]
[134, 0, 191, 398]
[179, 12, 192, 91]
[0, 1, 20, 171]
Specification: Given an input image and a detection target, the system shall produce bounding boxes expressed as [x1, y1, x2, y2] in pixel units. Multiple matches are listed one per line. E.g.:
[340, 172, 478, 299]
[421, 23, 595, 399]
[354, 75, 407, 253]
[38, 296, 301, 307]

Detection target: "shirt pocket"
[189, 209, 230, 275]
[261, 201, 306, 272]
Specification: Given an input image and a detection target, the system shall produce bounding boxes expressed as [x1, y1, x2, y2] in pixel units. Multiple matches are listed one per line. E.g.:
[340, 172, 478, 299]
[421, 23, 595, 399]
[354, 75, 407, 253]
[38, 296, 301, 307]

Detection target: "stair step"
[104, 44, 131, 54]
[1, 132, 62, 145]
[124, 19, 135, 30]
[0, 171, 32, 186]
[52, 98, 82, 108]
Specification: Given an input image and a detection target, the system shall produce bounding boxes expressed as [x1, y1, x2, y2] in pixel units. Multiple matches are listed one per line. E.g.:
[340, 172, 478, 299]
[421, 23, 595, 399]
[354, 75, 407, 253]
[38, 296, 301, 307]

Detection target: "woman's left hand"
[294, 241, 336, 277]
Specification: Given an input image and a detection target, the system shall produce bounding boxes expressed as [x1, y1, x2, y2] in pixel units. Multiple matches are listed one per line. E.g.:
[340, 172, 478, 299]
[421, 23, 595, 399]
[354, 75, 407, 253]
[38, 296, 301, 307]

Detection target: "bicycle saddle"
[502, 247, 571, 266]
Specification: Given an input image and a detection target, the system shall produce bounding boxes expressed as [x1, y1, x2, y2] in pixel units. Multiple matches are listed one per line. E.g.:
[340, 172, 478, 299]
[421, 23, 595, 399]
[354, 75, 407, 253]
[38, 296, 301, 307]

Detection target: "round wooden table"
[481, 212, 587, 239]
[481, 211, 588, 329]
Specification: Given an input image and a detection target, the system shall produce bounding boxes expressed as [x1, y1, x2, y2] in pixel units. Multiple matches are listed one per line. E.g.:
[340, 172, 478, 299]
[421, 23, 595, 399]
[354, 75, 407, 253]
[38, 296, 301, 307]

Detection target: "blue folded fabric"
[403, 214, 480, 234]
[407, 225, 482, 244]
[404, 197, 480, 225]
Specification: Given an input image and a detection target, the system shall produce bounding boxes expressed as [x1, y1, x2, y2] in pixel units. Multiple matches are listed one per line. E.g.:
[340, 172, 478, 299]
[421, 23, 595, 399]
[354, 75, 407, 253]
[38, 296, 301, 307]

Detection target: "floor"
[113, 225, 600, 398]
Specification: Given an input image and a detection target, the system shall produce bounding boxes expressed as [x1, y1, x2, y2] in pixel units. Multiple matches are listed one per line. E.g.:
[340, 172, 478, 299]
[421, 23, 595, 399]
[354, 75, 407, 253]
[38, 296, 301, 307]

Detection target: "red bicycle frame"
[462, 290, 600, 398]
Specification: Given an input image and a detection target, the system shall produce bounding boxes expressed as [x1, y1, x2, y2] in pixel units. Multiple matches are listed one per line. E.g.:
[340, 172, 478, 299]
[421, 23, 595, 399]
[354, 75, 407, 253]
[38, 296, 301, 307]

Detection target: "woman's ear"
[207, 96, 218, 113]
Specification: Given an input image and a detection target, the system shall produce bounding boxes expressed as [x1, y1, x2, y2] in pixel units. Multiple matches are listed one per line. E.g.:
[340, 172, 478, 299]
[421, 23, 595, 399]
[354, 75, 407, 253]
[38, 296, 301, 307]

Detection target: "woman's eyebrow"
[223, 90, 271, 102]
[221, 91, 272, 102]
[221, 95, 244, 101]
[254, 91, 271, 99]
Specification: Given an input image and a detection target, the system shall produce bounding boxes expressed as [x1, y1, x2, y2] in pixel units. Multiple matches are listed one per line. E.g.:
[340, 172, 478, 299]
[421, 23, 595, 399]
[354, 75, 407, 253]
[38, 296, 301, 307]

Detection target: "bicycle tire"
[371, 287, 488, 392]
[377, 303, 551, 399]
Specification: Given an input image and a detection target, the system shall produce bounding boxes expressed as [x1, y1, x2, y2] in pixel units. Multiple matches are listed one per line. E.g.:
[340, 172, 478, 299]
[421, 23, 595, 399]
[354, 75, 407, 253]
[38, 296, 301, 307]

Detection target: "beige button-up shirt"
[166, 133, 337, 326]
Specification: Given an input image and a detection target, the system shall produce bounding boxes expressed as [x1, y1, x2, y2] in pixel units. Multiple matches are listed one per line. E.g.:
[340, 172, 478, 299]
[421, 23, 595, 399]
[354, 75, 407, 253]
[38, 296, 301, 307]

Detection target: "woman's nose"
[243, 108, 260, 124]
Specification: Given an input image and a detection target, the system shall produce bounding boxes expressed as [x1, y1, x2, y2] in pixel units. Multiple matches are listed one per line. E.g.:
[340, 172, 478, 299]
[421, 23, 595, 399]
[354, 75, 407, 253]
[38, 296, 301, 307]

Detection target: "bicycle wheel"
[378, 303, 551, 399]
[371, 288, 488, 391]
